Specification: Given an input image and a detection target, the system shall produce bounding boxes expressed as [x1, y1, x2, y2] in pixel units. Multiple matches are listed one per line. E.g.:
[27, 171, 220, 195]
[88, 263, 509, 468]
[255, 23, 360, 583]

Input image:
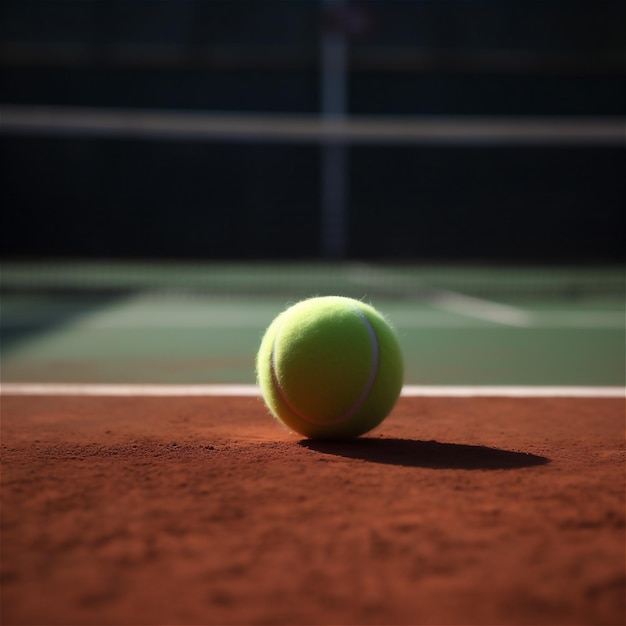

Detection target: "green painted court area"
[1, 263, 624, 386]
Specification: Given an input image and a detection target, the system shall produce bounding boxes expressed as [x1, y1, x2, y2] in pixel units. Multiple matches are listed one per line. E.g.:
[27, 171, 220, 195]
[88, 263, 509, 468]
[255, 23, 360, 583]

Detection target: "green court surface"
[2, 263, 624, 387]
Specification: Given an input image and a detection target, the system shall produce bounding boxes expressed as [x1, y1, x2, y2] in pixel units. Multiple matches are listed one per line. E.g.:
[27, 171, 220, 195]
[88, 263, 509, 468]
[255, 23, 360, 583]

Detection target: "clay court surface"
[1, 264, 624, 624]
[2, 392, 624, 626]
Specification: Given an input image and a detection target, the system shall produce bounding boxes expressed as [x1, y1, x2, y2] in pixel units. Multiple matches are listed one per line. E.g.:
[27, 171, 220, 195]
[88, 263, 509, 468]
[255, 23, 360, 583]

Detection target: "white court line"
[428, 291, 534, 327]
[401, 386, 624, 398]
[0, 383, 260, 397]
[0, 383, 623, 398]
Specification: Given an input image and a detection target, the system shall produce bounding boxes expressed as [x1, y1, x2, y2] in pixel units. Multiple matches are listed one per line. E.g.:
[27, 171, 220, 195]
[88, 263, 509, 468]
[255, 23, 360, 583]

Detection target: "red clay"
[1, 395, 624, 625]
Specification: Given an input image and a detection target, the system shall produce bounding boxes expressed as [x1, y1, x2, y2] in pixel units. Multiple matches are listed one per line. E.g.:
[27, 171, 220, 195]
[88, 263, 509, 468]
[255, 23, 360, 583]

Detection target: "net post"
[320, 0, 350, 260]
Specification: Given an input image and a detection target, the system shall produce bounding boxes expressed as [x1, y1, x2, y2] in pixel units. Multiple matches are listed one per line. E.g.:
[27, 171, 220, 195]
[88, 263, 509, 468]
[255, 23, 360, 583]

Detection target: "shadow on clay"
[299, 438, 550, 470]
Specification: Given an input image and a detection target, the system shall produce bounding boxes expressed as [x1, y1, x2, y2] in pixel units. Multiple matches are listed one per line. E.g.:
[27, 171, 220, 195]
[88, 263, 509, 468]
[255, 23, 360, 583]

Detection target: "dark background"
[1, 0, 624, 262]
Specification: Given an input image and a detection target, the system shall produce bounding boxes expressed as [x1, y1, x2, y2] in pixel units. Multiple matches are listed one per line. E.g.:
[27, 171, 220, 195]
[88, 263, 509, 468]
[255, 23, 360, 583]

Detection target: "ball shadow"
[299, 438, 550, 470]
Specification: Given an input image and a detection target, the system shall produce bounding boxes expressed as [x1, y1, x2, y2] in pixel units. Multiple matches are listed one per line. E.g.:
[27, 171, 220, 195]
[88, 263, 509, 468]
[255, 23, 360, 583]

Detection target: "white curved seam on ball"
[332, 308, 381, 422]
[270, 308, 380, 425]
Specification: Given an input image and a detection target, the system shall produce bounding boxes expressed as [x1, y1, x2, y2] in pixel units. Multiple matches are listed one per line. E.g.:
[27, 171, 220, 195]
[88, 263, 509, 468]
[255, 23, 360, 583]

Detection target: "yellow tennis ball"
[256, 296, 403, 439]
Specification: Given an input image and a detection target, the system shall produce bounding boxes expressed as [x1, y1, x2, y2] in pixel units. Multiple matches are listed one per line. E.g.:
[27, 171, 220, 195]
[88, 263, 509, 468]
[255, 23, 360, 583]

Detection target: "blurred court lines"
[2, 292, 623, 386]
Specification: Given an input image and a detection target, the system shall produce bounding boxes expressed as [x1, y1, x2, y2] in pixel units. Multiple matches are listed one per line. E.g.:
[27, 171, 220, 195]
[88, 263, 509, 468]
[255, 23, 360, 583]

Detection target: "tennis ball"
[256, 296, 403, 439]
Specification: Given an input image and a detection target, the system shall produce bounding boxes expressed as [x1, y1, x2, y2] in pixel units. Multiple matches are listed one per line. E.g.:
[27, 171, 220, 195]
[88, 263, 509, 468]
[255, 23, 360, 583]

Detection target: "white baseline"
[0, 383, 623, 398]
